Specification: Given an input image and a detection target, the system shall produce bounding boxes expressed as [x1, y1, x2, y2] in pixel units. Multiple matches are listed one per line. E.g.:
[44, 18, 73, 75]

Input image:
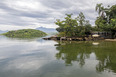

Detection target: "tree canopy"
[55, 12, 92, 37]
[95, 4, 116, 38]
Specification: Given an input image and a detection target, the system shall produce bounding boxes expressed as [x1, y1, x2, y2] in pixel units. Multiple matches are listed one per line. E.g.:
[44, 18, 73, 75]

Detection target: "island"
[2, 29, 47, 38]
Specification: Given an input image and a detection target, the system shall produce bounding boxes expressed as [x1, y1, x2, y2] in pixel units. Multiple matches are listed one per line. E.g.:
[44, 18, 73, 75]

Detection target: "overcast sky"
[0, 0, 116, 31]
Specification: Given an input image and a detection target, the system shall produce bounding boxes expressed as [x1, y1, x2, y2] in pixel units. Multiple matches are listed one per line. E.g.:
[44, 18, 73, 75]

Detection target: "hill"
[36, 27, 57, 33]
[2, 29, 47, 38]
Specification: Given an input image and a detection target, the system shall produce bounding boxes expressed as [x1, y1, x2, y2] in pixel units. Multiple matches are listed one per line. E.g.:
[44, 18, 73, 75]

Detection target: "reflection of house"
[92, 32, 112, 39]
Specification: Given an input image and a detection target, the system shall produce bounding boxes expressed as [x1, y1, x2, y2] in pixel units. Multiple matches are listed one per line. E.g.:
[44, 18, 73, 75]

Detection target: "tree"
[96, 3, 104, 17]
[76, 12, 85, 26]
[76, 12, 92, 36]
[84, 20, 92, 35]
[55, 14, 78, 37]
[95, 4, 116, 38]
[55, 13, 92, 37]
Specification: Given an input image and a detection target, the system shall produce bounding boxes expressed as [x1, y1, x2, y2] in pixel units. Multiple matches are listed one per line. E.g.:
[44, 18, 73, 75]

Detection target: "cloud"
[0, 0, 116, 31]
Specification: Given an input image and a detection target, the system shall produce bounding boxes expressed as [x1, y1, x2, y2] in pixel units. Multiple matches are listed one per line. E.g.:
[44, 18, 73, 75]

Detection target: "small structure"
[92, 34, 100, 38]
[92, 31, 112, 39]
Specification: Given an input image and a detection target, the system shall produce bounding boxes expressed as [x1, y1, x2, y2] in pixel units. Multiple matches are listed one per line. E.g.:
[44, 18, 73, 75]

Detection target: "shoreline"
[43, 36, 116, 42]
[105, 39, 116, 41]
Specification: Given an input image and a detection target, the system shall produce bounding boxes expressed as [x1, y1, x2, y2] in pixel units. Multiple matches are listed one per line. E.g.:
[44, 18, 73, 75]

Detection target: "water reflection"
[92, 42, 100, 45]
[55, 41, 116, 73]
[0, 35, 58, 77]
[0, 35, 116, 77]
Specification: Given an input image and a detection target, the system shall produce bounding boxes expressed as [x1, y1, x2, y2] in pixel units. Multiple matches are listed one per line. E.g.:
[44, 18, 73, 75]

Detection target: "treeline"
[2, 29, 47, 38]
[55, 3, 116, 38]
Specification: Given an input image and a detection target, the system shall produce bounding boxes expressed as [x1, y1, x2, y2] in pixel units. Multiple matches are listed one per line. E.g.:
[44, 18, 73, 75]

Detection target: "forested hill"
[2, 29, 47, 38]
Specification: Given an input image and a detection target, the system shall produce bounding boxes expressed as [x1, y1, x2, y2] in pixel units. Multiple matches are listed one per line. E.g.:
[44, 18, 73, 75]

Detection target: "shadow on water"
[55, 41, 116, 73]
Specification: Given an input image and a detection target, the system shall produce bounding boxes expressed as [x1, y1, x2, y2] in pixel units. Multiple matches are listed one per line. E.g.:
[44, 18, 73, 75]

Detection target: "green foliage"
[2, 29, 47, 38]
[56, 14, 78, 37]
[55, 13, 92, 37]
[95, 4, 116, 38]
[76, 12, 85, 26]
[55, 41, 116, 72]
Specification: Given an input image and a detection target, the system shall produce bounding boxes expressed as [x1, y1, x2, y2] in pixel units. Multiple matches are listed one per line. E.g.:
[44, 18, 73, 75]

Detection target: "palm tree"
[96, 3, 104, 17]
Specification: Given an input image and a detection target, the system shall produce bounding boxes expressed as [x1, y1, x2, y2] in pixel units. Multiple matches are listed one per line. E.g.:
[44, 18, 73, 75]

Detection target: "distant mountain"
[36, 27, 57, 33]
[0, 30, 8, 34]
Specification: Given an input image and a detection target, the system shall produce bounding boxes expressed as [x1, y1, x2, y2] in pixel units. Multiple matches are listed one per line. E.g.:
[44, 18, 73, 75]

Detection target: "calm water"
[0, 35, 116, 77]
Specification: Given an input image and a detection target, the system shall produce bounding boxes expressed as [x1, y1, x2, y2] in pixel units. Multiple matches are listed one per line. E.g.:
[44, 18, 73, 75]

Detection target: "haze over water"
[0, 35, 116, 77]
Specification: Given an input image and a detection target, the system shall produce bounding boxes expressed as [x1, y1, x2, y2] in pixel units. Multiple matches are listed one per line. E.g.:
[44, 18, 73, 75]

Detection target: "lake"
[0, 35, 116, 77]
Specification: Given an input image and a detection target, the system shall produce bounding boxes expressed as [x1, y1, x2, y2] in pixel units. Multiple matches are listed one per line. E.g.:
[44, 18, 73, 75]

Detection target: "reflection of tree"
[94, 42, 116, 73]
[55, 41, 116, 73]
[55, 41, 91, 66]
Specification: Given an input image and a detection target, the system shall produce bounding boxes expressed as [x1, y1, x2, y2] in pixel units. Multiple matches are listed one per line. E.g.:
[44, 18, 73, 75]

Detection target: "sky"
[0, 0, 116, 31]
